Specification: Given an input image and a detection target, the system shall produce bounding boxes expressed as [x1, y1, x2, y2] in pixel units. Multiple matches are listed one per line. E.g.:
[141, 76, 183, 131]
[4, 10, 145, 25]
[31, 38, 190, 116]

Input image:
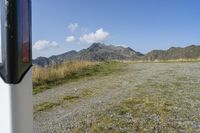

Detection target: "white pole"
[0, 69, 33, 133]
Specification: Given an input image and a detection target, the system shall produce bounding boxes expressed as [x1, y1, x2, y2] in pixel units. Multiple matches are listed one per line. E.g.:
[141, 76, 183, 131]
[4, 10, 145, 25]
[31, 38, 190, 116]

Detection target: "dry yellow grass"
[32, 61, 124, 95]
[33, 61, 97, 83]
[32, 61, 98, 94]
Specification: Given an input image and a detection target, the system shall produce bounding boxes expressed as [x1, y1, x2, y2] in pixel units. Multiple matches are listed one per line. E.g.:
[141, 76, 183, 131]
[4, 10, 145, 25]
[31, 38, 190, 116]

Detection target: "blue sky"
[32, 0, 200, 58]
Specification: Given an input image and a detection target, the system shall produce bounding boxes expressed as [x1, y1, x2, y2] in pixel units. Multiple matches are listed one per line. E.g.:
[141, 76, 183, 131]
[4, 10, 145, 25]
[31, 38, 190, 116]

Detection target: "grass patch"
[33, 61, 124, 95]
[62, 96, 80, 101]
[34, 89, 96, 113]
[34, 102, 60, 112]
[32, 85, 51, 95]
[34, 96, 79, 113]
[81, 89, 94, 97]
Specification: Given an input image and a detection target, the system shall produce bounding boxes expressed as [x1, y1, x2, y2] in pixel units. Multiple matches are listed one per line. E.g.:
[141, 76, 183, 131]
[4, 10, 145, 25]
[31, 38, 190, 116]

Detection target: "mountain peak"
[33, 43, 143, 67]
[33, 43, 200, 67]
[88, 43, 105, 51]
[91, 42, 105, 47]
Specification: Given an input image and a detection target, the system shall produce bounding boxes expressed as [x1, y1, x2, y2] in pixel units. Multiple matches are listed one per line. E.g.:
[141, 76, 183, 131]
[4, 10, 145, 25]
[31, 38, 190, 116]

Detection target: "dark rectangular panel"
[22, 0, 30, 63]
[0, 8, 2, 63]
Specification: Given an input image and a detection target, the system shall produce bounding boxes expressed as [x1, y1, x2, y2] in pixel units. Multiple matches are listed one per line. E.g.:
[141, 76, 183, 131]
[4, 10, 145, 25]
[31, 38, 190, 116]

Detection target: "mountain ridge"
[33, 43, 144, 67]
[145, 45, 200, 61]
[33, 43, 200, 67]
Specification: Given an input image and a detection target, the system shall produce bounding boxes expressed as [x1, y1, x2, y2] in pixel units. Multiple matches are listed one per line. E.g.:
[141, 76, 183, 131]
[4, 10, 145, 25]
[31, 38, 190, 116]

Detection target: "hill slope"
[76, 43, 143, 61]
[33, 43, 144, 67]
[33, 50, 78, 67]
[33, 43, 200, 67]
[145, 45, 200, 61]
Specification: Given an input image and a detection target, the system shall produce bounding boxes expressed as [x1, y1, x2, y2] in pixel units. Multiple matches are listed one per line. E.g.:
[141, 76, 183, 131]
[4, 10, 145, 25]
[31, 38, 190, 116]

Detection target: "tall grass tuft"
[32, 61, 98, 94]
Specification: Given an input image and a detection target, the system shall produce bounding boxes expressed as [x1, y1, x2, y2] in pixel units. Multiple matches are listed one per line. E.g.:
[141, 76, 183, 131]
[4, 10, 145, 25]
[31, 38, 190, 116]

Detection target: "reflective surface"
[22, 0, 30, 63]
[0, 0, 32, 83]
[0, 8, 2, 63]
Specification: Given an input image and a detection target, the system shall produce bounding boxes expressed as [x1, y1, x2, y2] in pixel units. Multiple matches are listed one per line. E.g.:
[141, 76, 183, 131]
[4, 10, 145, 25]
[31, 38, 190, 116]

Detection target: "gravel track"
[33, 62, 200, 133]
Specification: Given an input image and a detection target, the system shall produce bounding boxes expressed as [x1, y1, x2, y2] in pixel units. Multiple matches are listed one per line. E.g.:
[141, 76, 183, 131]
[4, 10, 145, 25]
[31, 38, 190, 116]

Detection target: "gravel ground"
[33, 62, 200, 133]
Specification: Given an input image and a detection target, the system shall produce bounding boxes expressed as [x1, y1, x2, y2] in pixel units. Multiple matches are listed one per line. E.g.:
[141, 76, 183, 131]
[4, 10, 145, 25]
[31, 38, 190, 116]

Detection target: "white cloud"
[65, 36, 76, 43]
[68, 23, 79, 32]
[80, 28, 109, 43]
[33, 40, 59, 50]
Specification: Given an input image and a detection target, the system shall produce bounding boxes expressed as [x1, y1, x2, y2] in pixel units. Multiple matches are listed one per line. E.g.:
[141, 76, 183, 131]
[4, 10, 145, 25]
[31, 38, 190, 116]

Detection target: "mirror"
[22, 0, 30, 63]
[0, 8, 2, 63]
[0, 0, 32, 83]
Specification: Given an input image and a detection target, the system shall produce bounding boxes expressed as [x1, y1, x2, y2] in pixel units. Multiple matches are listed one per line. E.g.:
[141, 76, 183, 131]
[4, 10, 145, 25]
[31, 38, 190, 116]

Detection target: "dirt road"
[33, 62, 200, 133]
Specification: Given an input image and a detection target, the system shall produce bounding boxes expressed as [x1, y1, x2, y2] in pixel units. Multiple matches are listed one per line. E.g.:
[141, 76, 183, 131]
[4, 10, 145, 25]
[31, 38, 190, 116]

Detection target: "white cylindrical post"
[0, 69, 33, 133]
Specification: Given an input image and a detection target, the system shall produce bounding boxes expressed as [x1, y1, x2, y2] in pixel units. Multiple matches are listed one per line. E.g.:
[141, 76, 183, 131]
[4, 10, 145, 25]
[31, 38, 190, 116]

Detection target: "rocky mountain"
[76, 43, 143, 61]
[33, 43, 144, 67]
[145, 45, 200, 61]
[33, 50, 77, 67]
[33, 43, 200, 67]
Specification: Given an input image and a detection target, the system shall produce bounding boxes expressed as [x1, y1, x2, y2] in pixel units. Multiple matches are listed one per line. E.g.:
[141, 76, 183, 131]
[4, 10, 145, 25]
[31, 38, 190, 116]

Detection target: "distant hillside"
[33, 44, 200, 67]
[33, 43, 144, 67]
[76, 43, 143, 61]
[145, 45, 200, 61]
[33, 50, 78, 67]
